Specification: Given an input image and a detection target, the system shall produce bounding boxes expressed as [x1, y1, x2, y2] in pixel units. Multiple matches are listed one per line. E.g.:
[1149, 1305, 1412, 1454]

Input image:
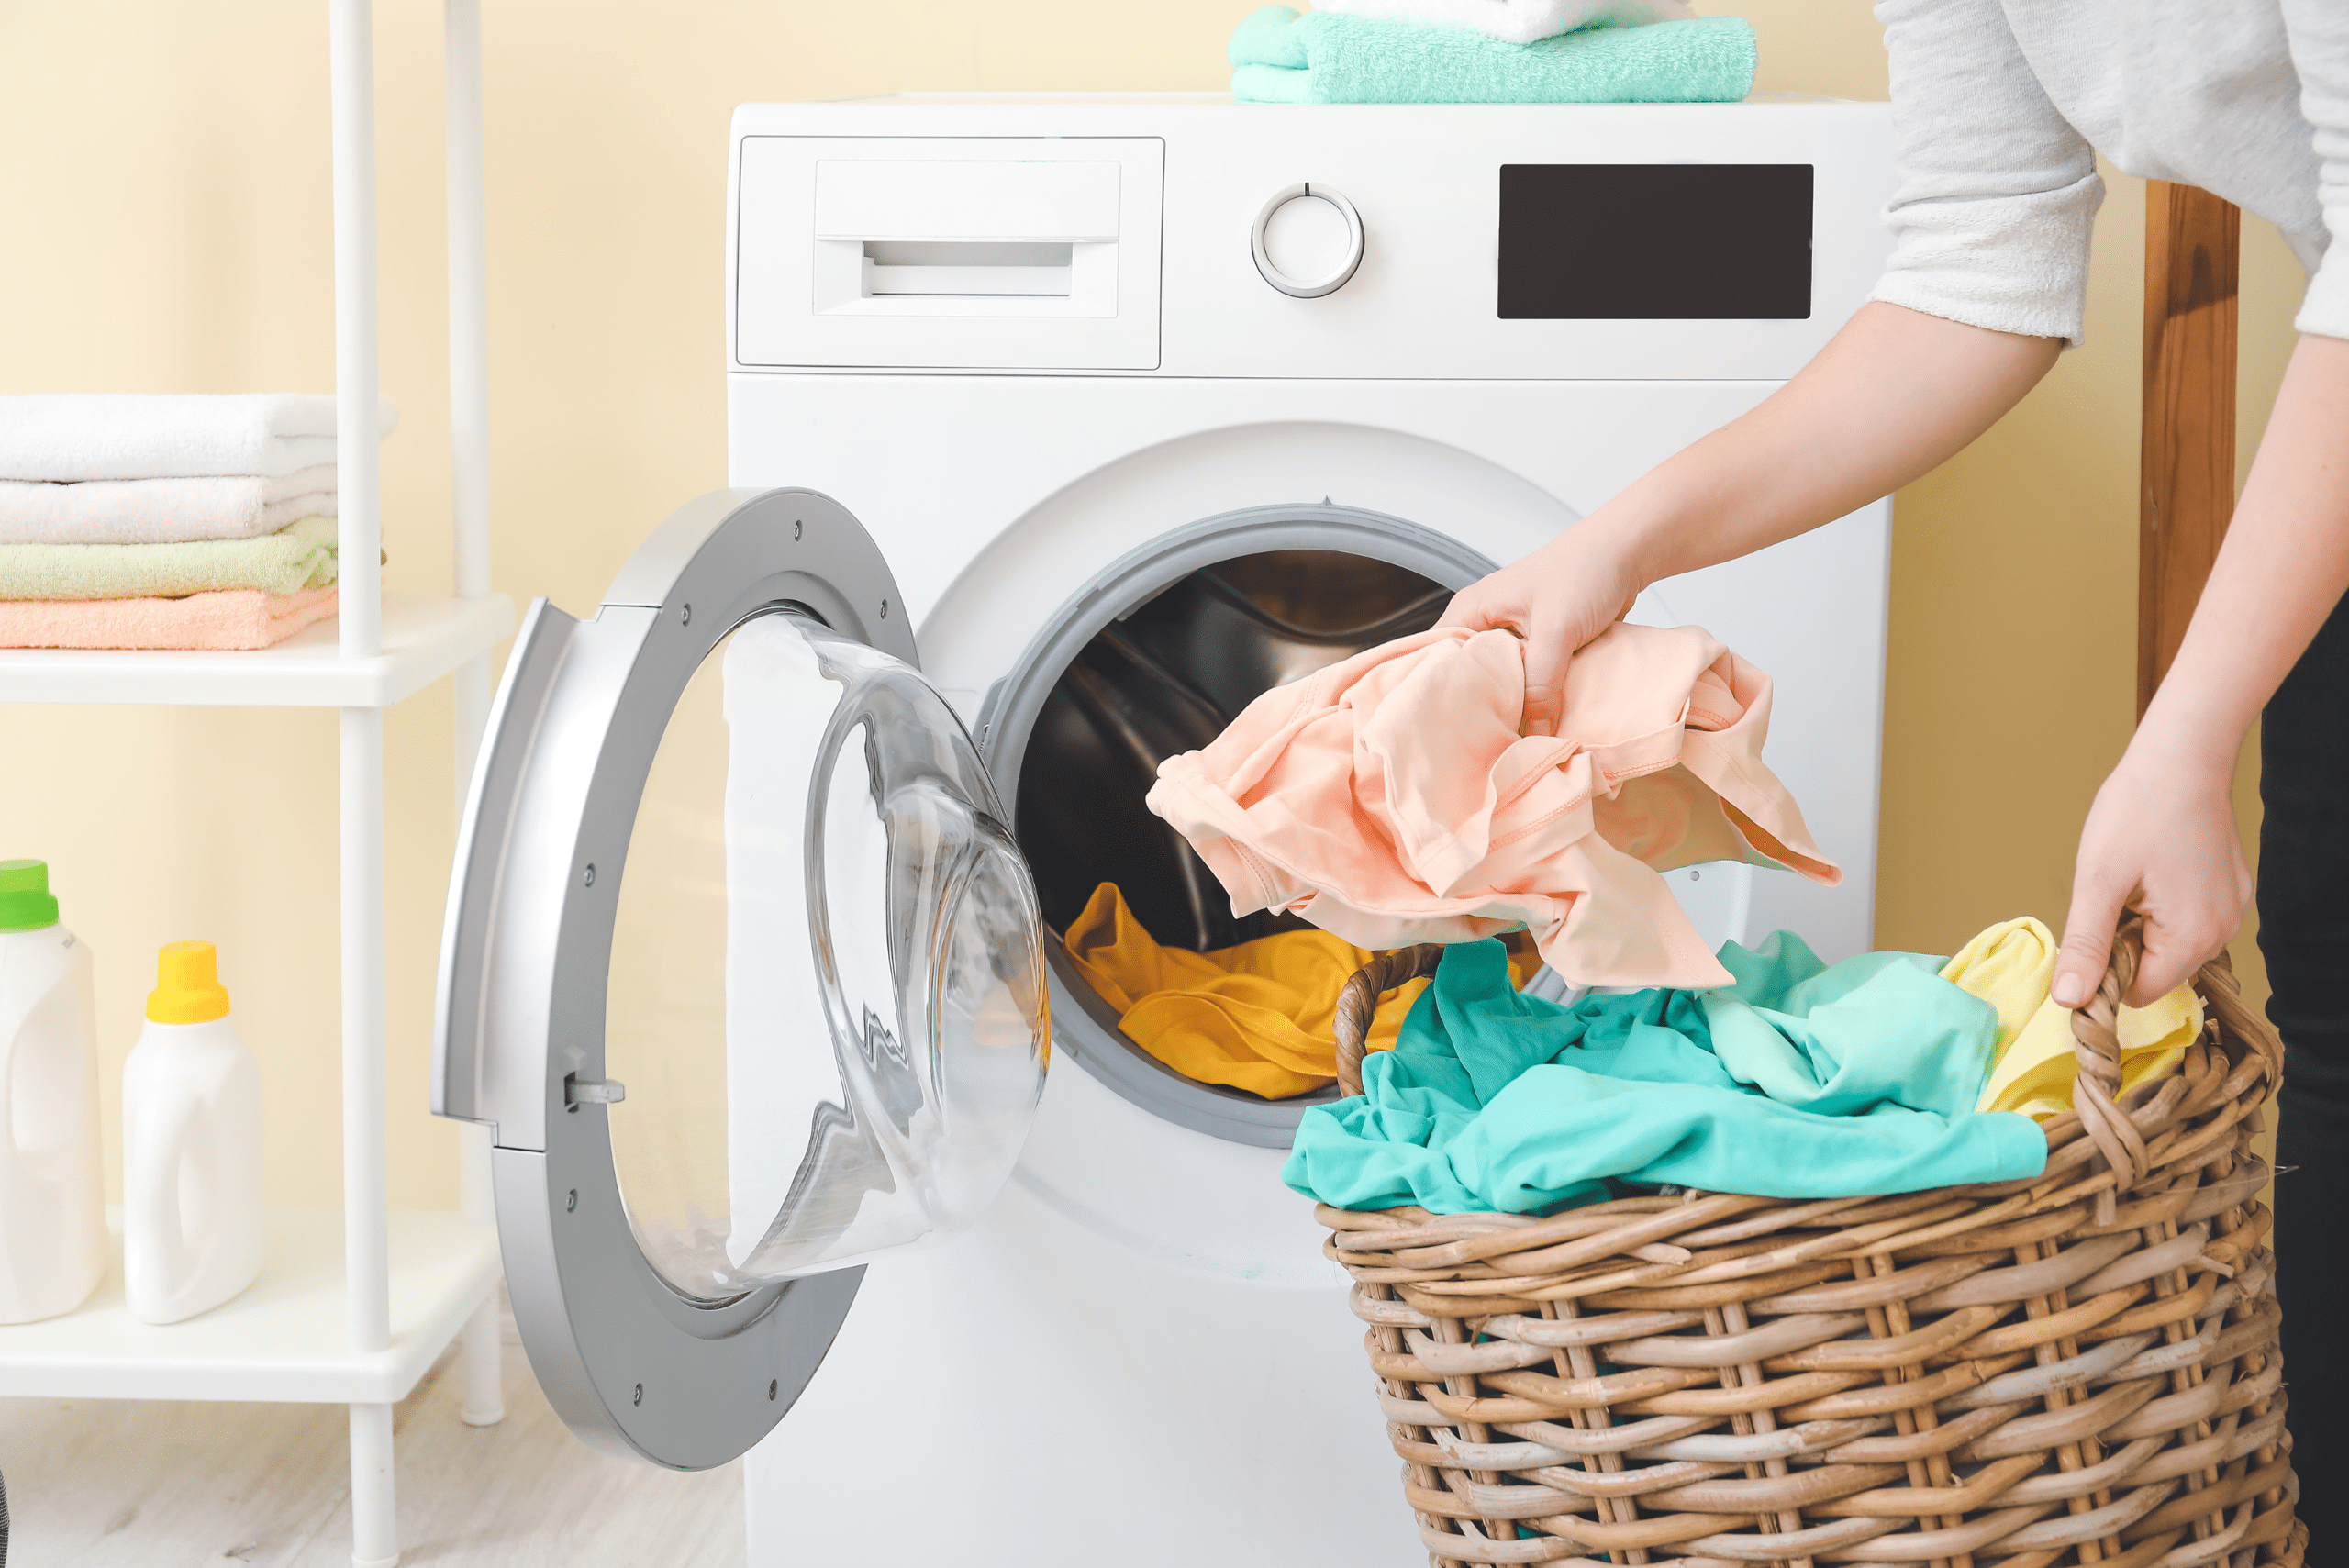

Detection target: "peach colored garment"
[1144, 622, 1840, 989]
[0, 584, 336, 650]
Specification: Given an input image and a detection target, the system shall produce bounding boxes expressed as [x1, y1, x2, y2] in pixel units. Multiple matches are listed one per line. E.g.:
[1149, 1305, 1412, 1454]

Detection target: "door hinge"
[564, 1073, 627, 1108]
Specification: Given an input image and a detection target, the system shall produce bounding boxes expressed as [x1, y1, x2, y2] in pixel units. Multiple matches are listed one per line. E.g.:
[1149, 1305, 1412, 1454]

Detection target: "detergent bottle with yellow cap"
[123, 940, 264, 1325]
[0, 859, 106, 1323]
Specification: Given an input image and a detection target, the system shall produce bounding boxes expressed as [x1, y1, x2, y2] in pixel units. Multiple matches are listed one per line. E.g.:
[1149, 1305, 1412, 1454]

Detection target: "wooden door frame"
[2141, 182, 2242, 715]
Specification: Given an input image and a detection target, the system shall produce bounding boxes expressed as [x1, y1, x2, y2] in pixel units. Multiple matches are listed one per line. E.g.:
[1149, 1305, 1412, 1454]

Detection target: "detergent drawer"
[735, 136, 1163, 372]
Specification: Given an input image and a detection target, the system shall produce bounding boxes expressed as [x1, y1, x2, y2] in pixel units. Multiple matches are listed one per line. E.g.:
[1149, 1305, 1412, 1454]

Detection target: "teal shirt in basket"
[1282, 934, 2049, 1216]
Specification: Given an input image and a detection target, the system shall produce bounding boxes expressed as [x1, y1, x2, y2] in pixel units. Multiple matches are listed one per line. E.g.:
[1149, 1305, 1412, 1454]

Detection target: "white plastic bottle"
[0, 859, 106, 1324]
[123, 940, 264, 1325]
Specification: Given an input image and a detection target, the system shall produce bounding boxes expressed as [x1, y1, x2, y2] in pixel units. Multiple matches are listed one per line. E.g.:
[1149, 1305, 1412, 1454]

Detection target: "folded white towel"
[0, 395, 399, 482]
[1310, 0, 1692, 44]
[0, 465, 338, 546]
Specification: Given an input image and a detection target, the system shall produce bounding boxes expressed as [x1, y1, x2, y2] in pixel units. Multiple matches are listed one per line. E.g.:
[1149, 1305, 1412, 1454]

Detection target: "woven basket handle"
[2068, 916, 2151, 1214]
[1332, 943, 1445, 1096]
[2067, 917, 2289, 1222]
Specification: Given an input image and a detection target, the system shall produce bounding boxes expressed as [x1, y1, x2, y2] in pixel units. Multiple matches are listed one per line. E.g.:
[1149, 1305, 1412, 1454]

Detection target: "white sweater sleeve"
[2284, 0, 2349, 341]
[1866, 0, 2104, 347]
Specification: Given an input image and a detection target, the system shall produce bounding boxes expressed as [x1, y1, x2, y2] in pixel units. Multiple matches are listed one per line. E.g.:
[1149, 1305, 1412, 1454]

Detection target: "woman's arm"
[1442, 299, 2061, 733]
[1448, 317, 2345, 1008]
[1461, 0, 2105, 698]
[2054, 332, 2349, 1006]
[2060, 0, 2349, 1005]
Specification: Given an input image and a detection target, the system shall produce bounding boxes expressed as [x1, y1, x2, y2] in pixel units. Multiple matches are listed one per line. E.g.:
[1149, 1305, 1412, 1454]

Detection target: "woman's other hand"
[1439, 528, 1640, 737]
[2054, 336, 2349, 1009]
[2053, 744, 2253, 1009]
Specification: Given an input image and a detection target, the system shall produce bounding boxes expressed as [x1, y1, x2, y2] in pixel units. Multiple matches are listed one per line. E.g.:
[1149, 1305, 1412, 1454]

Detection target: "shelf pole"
[331, 0, 390, 1360]
[446, 0, 495, 1096]
[447, 0, 491, 614]
[446, 0, 507, 1430]
[331, 0, 383, 663]
[351, 1401, 398, 1568]
[340, 704, 395, 1568]
[331, 0, 396, 1562]
[338, 706, 392, 1356]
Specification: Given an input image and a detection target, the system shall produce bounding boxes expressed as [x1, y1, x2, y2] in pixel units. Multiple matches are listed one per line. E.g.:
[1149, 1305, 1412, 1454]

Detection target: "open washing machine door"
[434, 488, 1051, 1469]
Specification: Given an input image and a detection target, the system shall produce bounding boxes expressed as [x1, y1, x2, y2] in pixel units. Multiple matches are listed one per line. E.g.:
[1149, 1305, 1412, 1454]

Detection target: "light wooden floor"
[0, 1294, 747, 1566]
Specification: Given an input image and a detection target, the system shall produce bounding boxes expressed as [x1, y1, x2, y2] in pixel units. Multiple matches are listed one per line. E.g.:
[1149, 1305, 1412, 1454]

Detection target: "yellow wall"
[0, 2, 2306, 1209]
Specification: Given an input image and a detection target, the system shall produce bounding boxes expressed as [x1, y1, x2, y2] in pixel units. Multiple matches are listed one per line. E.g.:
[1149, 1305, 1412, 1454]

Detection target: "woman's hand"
[1438, 309, 2056, 739]
[2053, 742, 2253, 1009]
[1439, 526, 1642, 737]
[2050, 339, 2349, 1008]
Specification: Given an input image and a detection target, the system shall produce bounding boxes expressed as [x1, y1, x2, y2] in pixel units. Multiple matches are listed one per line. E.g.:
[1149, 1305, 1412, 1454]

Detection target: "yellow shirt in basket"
[1939, 916, 2203, 1120]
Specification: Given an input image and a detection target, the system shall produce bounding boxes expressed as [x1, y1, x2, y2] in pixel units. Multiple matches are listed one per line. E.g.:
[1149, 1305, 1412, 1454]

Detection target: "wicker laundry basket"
[1320, 920, 2302, 1568]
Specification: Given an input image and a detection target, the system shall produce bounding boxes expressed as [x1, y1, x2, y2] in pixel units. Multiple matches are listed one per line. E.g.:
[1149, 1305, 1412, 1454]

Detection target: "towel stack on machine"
[1227, 0, 1755, 105]
[0, 395, 389, 650]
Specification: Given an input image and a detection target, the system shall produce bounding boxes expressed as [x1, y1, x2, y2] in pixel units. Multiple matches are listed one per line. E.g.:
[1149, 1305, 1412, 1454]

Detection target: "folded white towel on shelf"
[1310, 0, 1692, 43]
[0, 395, 399, 482]
[0, 465, 338, 546]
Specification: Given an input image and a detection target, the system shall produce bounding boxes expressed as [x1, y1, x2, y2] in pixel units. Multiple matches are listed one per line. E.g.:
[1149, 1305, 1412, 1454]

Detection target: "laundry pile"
[1063, 881, 1538, 1098]
[1120, 613, 2205, 1211]
[0, 395, 390, 650]
[1228, 0, 1754, 106]
[1282, 921, 2208, 1216]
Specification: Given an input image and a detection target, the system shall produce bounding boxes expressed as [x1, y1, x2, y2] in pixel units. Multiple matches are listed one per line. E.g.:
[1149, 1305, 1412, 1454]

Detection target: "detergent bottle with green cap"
[123, 940, 264, 1325]
[0, 859, 105, 1323]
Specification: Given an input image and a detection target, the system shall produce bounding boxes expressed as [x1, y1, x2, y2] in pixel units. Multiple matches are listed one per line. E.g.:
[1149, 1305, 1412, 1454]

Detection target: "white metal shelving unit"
[0, 5, 513, 1563]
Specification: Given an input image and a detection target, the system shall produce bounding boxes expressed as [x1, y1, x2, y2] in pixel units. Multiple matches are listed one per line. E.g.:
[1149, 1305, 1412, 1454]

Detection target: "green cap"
[0, 861, 60, 932]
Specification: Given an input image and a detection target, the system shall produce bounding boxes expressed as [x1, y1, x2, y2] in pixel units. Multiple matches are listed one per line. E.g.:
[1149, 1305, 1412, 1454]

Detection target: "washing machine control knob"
[1251, 183, 1364, 298]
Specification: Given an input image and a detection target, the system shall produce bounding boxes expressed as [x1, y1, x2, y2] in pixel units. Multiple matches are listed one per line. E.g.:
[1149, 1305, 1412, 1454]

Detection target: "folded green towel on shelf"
[1228, 5, 1754, 105]
[0, 517, 359, 602]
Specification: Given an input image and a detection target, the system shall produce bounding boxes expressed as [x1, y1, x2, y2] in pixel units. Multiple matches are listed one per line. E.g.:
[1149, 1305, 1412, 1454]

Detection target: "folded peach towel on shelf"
[0, 584, 338, 651]
[1144, 621, 1840, 990]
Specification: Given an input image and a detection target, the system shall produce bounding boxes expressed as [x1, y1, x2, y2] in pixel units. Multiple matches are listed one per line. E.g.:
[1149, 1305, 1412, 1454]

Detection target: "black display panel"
[1498, 163, 1812, 320]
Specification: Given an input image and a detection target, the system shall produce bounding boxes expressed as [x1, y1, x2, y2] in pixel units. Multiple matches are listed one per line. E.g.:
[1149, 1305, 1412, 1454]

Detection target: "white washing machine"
[435, 95, 1897, 1564]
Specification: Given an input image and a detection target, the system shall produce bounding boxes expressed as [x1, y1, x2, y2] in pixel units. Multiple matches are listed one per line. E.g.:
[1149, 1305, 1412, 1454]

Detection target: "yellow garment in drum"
[1063, 882, 1536, 1100]
[1939, 916, 2204, 1120]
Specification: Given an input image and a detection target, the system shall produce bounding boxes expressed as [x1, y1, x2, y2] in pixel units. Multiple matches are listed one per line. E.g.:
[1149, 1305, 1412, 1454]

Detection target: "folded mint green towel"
[0, 516, 347, 602]
[1282, 934, 2046, 1216]
[1229, 5, 1754, 105]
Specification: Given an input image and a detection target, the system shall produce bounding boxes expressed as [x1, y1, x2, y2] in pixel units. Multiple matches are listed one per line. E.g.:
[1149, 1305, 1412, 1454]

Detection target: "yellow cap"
[148, 940, 230, 1024]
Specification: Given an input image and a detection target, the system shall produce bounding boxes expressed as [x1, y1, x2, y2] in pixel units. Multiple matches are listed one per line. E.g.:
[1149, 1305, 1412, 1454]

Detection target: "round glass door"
[604, 609, 1049, 1303]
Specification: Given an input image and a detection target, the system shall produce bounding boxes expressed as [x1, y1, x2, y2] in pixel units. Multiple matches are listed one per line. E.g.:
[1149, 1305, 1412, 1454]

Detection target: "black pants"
[2261, 587, 2349, 1550]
